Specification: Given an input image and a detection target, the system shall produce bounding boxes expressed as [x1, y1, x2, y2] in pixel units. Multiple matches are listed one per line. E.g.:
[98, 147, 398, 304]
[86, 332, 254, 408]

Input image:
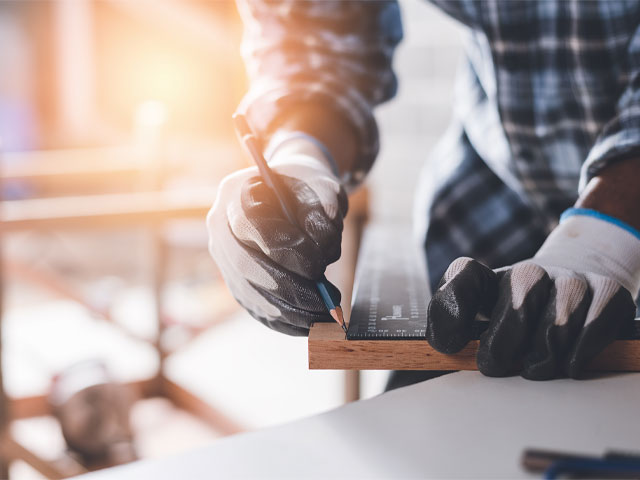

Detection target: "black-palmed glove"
[207, 136, 347, 336]
[427, 209, 640, 380]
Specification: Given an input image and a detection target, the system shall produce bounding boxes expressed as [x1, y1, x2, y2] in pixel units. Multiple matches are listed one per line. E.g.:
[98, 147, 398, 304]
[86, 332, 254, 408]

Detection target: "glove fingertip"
[427, 258, 497, 354]
[521, 361, 557, 381]
[563, 287, 636, 378]
[426, 296, 472, 354]
[476, 345, 517, 377]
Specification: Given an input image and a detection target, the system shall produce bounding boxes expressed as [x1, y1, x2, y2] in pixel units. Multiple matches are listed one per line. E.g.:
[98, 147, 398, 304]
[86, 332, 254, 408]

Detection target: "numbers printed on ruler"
[347, 226, 430, 340]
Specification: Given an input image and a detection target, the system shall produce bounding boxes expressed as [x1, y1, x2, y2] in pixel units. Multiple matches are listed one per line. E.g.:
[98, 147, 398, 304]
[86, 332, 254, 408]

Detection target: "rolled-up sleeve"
[581, 24, 640, 190]
[236, 0, 403, 188]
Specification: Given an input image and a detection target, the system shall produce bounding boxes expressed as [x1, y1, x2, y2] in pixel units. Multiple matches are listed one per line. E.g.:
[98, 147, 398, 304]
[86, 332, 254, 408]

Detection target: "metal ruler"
[347, 224, 640, 341]
[347, 224, 430, 339]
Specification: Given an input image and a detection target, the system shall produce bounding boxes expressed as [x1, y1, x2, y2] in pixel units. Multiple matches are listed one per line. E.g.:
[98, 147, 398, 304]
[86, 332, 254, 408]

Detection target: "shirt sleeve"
[235, 0, 403, 188]
[580, 24, 640, 190]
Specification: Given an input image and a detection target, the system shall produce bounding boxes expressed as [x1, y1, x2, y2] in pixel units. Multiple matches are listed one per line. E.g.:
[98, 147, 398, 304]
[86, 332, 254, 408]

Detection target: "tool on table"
[232, 113, 347, 333]
[522, 448, 640, 479]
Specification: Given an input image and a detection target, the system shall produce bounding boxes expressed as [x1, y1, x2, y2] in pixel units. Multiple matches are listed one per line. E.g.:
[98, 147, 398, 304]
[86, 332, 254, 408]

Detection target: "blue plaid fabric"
[237, 0, 640, 290]
[416, 124, 550, 287]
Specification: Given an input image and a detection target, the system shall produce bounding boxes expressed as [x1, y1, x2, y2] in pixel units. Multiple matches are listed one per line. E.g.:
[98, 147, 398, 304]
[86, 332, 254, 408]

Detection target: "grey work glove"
[207, 138, 347, 336]
[427, 210, 640, 380]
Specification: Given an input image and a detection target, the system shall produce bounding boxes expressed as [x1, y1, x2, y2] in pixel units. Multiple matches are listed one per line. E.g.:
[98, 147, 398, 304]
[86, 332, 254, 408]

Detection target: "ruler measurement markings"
[347, 226, 429, 340]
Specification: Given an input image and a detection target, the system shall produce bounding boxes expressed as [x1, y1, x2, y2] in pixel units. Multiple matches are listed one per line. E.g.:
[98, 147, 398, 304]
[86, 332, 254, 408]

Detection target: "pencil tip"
[330, 306, 347, 331]
[335, 306, 346, 328]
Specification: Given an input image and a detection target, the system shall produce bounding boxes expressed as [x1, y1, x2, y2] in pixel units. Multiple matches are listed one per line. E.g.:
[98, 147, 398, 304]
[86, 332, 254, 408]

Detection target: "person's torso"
[429, 0, 640, 231]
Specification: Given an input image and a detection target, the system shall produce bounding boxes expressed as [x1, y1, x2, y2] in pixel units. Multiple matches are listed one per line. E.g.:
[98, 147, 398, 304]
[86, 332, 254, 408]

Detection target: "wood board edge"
[308, 323, 640, 372]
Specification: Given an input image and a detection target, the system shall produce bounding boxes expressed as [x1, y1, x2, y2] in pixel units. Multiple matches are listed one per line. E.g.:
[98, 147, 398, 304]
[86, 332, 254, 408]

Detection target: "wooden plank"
[308, 322, 640, 372]
[9, 378, 159, 420]
[0, 437, 87, 479]
[3, 148, 171, 195]
[160, 377, 244, 436]
[2, 146, 141, 175]
[1, 190, 215, 231]
[3, 164, 142, 184]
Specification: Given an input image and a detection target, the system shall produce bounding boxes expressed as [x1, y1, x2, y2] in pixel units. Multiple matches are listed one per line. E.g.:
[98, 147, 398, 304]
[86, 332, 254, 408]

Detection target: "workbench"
[76, 371, 640, 479]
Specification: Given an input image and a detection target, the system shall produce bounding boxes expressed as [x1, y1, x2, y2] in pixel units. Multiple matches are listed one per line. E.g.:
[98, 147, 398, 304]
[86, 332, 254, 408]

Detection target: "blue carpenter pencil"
[232, 113, 347, 333]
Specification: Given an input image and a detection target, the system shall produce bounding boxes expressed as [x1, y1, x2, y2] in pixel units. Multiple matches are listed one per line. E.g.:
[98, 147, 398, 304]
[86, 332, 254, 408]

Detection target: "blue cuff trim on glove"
[267, 132, 340, 179]
[561, 207, 640, 241]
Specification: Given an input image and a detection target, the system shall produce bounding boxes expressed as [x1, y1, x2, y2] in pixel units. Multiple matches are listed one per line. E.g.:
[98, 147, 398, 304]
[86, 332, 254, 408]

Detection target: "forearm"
[236, 0, 401, 189]
[576, 157, 640, 231]
[269, 105, 359, 179]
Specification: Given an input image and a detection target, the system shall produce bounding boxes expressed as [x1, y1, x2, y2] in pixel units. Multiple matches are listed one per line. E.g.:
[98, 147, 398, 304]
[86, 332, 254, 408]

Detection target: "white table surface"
[80, 371, 640, 479]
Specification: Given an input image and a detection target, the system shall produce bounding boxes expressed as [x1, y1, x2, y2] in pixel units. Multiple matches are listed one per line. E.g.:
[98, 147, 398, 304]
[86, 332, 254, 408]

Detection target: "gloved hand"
[207, 136, 348, 336]
[427, 209, 640, 380]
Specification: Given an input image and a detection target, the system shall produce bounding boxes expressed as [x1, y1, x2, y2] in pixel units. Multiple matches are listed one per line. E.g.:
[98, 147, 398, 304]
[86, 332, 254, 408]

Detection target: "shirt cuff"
[236, 81, 379, 190]
[580, 106, 640, 191]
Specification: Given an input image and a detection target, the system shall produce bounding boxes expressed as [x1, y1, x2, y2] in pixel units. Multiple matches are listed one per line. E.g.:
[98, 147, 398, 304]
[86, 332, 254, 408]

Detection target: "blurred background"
[0, 1, 462, 478]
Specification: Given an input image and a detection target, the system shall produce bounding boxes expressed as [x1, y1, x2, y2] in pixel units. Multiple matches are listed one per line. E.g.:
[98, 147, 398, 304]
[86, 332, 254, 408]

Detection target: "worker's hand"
[207, 137, 347, 336]
[427, 210, 640, 379]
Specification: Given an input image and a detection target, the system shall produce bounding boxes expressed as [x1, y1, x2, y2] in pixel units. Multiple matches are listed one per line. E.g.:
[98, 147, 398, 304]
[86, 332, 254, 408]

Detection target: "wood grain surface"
[308, 322, 640, 371]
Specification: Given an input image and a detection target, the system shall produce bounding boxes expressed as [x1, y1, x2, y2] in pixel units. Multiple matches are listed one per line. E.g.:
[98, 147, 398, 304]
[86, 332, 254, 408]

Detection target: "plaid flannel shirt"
[237, 0, 640, 289]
